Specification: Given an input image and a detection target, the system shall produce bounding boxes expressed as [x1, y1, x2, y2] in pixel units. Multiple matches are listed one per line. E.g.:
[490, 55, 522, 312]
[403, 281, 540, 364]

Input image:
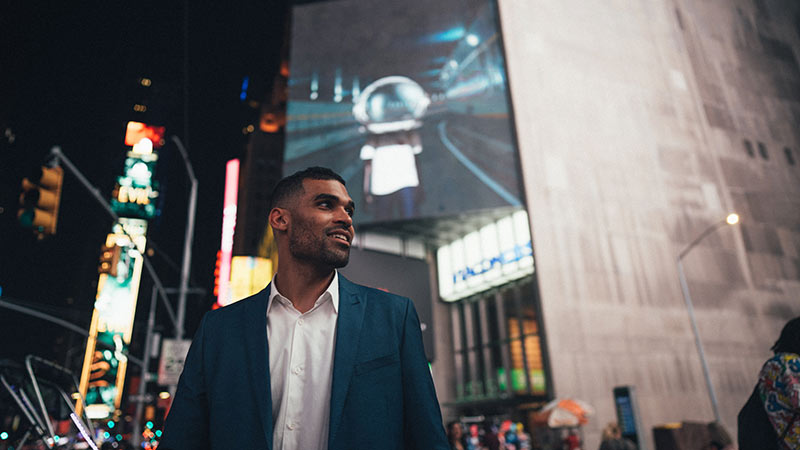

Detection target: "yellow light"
[726, 213, 739, 225]
[140, 78, 152, 87]
[158, 391, 171, 400]
[71, 392, 80, 400]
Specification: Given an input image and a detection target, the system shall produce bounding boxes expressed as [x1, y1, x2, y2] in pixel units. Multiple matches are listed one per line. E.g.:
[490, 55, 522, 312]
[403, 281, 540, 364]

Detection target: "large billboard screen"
[285, 0, 523, 225]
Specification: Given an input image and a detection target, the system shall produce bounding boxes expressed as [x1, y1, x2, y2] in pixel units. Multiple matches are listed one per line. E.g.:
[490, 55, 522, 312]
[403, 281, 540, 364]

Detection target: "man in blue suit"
[160, 167, 449, 450]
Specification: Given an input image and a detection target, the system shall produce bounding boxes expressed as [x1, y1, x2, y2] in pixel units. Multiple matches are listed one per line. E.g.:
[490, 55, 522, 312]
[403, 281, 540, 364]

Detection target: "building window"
[785, 147, 796, 166]
[450, 278, 546, 402]
[758, 141, 769, 160]
[744, 140, 755, 158]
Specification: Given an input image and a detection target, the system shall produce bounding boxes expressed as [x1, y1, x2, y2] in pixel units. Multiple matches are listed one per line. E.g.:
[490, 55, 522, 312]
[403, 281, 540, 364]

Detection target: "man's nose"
[334, 207, 353, 226]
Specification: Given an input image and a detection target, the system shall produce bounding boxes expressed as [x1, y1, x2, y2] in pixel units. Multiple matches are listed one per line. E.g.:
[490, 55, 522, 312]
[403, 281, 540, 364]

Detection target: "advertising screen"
[285, 0, 523, 225]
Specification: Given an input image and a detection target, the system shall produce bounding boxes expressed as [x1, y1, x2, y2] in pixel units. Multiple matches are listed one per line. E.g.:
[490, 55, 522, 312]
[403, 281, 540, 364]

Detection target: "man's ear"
[269, 207, 289, 232]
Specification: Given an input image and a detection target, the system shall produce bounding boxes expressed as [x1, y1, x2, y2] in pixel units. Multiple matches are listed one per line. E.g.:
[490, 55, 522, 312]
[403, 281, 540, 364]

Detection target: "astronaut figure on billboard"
[353, 76, 430, 221]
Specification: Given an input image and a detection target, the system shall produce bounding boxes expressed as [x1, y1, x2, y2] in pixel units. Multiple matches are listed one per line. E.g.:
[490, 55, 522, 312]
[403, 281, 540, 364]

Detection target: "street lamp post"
[171, 136, 198, 340]
[676, 213, 739, 424]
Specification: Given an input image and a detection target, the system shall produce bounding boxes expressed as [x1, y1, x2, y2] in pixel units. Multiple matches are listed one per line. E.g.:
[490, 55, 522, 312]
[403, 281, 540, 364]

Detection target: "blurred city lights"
[0, 432, 8, 440]
[726, 213, 739, 225]
[466, 33, 479, 46]
[103, 432, 111, 439]
[132, 138, 154, 155]
[108, 421, 115, 428]
[146, 421, 154, 429]
[140, 78, 152, 87]
[240, 76, 250, 101]
[158, 391, 170, 399]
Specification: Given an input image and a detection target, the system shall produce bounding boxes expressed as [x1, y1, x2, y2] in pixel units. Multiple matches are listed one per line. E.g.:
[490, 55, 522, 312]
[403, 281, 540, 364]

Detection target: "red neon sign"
[216, 159, 239, 307]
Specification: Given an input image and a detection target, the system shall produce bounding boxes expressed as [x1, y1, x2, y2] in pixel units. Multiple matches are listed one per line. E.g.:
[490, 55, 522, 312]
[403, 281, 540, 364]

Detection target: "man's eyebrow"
[313, 193, 356, 210]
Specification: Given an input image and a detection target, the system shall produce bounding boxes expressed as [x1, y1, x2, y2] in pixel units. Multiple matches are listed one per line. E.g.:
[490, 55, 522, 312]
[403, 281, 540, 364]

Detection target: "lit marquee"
[437, 210, 534, 302]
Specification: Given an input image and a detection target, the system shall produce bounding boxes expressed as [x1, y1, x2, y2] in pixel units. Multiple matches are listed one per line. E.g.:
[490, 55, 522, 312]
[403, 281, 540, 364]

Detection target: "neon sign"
[437, 210, 534, 302]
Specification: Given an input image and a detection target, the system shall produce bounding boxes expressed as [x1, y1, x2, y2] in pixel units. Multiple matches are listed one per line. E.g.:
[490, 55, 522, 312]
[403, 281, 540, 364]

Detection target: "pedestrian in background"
[598, 423, 635, 450]
[448, 421, 468, 450]
[738, 316, 800, 450]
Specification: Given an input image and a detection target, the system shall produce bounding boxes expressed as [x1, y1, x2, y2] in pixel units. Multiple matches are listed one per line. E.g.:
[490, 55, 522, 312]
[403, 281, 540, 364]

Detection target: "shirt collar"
[267, 270, 340, 314]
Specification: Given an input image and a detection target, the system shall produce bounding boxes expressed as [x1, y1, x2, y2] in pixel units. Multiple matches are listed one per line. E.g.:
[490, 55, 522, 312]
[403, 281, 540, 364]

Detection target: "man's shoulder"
[340, 276, 410, 306]
[203, 287, 268, 324]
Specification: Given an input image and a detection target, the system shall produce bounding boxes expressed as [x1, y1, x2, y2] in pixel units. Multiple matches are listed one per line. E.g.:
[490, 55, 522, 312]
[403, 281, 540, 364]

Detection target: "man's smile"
[327, 229, 352, 245]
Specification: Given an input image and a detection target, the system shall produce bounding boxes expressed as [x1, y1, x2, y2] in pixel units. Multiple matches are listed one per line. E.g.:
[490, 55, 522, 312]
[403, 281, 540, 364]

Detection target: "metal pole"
[677, 254, 722, 423]
[50, 146, 119, 222]
[132, 285, 158, 448]
[171, 136, 198, 339]
[49, 146, 181, 335]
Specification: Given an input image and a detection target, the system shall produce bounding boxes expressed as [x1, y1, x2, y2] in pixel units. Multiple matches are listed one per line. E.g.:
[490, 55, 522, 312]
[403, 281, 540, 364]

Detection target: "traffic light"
[98, 244, 122, 276]
[17, 165, 64, 235]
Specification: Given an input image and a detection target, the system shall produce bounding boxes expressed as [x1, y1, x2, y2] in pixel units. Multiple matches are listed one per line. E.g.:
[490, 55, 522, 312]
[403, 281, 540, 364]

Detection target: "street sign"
[157, 339, 191, 386]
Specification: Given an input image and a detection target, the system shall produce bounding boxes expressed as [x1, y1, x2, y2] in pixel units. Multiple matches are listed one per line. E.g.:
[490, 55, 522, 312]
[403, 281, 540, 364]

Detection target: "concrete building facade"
[497, 0, 800, 445]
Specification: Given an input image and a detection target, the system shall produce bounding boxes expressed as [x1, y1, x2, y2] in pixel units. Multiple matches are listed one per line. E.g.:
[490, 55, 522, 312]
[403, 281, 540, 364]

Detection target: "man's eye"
[318, 201, 330, 208]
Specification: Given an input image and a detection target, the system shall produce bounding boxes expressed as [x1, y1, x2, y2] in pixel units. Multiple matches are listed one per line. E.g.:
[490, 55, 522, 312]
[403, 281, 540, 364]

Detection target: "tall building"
[272, 0, 800, 447]
[497, 0, 800, 444]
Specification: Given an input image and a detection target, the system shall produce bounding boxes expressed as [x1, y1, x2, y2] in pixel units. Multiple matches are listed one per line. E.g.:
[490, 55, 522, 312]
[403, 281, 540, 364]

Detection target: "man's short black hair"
[269, 166, 346, 211]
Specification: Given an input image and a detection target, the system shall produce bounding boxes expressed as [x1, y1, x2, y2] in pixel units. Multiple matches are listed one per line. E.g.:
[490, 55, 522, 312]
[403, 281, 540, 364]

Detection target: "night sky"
[0, 1, 286, 368]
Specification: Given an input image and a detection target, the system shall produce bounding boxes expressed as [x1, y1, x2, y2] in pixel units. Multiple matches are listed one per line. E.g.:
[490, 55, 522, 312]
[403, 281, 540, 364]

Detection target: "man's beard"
[288, 224, 350, 268]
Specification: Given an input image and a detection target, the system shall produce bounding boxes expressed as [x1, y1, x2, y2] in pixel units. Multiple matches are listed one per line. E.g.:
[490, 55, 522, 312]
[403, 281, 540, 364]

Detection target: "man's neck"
[274, 263, 335, 314]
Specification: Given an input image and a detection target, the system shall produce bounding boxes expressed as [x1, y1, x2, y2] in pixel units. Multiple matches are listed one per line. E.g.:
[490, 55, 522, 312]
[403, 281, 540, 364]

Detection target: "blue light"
[116, 434, 123, 441]
[145, 421, 154, 429]
[0, 431, 8, 440]
[240, 76, 250, 101]
[425, 27, 465, 43]
[108, 421, 115, 428]
[104, 432, 111, 439]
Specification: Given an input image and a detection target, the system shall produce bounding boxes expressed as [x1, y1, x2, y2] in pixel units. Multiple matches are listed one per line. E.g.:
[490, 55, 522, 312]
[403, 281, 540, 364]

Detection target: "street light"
[171, 135, 198, 340]
[676, 212, 740, 423]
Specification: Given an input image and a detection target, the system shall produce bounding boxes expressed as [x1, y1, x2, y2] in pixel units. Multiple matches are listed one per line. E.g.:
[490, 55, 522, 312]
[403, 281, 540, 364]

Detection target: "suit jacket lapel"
[243, 286, 273, 449]
[328, 276, 366, 446]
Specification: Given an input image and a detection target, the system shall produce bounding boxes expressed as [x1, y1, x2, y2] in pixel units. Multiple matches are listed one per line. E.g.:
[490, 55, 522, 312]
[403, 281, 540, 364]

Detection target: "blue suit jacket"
[160, 275, 449, 450]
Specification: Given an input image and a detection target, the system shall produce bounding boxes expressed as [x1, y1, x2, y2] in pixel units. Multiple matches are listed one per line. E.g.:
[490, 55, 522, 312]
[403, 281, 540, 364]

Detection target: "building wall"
[497, 0, 800, 446]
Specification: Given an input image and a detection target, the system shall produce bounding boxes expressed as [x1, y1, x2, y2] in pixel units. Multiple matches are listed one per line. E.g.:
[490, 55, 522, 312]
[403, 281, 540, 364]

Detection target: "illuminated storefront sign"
[229, 256, 273, 303]
[77, 123, 161, 419]
[79, 222, 148, 419]
[110, 143, 159, 219]
[215, 159, 239, 307]
[437, 210, 533, 301]
[124, 121, 166, 148]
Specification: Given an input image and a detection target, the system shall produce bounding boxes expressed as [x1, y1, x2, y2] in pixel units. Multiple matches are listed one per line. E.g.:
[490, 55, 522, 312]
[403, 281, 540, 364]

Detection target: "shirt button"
[293, 366, 302, 375]
[287, 422, 295, 430]
[298, 318, 304, 326]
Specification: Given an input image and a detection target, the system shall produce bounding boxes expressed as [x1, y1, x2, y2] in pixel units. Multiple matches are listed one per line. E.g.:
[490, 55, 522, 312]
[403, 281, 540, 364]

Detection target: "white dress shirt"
[267, 272, 339, 450]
